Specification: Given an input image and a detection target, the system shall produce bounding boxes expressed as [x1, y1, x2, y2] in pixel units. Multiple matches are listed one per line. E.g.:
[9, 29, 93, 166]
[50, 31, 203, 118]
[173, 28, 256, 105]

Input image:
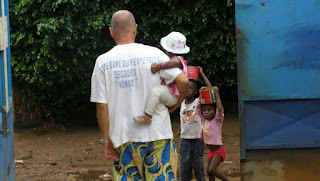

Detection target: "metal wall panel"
[236, 0, 320, 160]
[0, 0, 15, 180]
[245, 99, 320, 149]
[236, 0, 320, 101]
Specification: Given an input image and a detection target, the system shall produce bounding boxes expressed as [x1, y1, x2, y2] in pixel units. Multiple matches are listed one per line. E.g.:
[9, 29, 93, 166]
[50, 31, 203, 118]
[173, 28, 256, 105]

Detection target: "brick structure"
[14, 95, 41, 125]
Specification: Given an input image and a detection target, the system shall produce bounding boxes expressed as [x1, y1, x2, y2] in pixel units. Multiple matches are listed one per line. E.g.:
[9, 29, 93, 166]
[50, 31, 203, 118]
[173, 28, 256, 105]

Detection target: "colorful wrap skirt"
[113, 138, 178, 181]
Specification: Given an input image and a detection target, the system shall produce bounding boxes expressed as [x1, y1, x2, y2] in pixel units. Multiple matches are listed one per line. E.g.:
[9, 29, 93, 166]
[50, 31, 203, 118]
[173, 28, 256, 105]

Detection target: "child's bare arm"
[213, 86, 223, 110]
[199, 67, 212, 87]
[151, 57, 183, 74]
[195, 98, 203, 118]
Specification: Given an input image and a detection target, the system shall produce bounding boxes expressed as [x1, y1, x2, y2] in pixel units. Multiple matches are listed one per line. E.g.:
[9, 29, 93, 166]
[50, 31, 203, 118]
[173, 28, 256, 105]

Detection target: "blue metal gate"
[0, 0, 15, 180]
[236, 0, 320, 180]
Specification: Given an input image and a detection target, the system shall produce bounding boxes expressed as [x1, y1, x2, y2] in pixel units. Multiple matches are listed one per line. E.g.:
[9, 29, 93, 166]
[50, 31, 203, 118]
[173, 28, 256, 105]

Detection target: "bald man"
[90, 10, 188, 180]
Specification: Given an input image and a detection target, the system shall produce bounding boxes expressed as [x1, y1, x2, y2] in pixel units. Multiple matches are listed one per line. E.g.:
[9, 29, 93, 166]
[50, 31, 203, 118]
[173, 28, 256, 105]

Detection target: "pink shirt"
[161, 56, 188, 96]
[196, 99, 224, 145]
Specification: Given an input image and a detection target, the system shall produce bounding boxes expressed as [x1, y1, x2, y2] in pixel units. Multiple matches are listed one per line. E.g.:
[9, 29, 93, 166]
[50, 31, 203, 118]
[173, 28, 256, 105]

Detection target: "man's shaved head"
[111, 10, 136, 35]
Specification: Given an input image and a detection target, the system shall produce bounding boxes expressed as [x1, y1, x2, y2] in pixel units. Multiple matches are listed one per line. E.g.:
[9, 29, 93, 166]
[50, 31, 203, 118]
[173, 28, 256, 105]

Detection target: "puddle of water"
[67, 170, 113, 181]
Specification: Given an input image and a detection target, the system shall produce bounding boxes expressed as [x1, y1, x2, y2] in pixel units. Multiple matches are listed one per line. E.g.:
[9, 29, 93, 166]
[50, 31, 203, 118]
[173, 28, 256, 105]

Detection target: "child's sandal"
[133, 114, 152, 124]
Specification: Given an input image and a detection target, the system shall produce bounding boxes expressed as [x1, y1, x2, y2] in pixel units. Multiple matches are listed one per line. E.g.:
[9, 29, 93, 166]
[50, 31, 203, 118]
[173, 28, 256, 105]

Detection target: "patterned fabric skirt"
[113, 138, 178, 181]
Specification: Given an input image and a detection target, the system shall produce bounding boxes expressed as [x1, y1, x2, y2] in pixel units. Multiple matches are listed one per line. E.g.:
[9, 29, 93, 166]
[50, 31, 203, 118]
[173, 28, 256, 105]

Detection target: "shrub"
[10, 0, 236, 124]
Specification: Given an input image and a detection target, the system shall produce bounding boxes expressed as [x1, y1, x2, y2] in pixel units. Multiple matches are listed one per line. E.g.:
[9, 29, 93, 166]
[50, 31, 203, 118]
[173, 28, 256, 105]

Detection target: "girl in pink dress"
[196, 86, 230, 181]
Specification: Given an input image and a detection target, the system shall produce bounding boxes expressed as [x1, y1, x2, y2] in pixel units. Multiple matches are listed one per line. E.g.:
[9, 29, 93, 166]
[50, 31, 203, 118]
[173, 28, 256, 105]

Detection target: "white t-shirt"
[179, 98, 202, 139]
[90, 43, 182, 148]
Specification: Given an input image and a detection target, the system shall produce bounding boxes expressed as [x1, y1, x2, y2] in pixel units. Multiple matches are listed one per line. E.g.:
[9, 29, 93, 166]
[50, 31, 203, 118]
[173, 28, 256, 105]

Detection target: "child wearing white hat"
[133, 31, 190, 124]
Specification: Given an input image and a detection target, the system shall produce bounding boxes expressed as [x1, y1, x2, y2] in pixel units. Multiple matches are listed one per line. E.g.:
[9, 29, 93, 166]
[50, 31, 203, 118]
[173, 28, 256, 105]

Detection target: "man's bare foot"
[133, 114, 152, 124]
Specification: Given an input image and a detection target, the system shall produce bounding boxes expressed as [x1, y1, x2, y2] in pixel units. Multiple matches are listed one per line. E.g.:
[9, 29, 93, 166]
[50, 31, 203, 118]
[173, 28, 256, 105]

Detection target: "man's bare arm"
[96, 103, 119, 161]
[96, 103, 110, 141]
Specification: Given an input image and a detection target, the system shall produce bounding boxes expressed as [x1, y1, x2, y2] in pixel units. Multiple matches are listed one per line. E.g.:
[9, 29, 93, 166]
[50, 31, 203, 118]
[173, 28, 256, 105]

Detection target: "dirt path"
[14, 115, 240, 181]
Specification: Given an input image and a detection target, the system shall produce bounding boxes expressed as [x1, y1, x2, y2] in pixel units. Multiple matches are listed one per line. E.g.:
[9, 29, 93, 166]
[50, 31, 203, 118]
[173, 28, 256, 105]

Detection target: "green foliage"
[10, 0, 236, 123]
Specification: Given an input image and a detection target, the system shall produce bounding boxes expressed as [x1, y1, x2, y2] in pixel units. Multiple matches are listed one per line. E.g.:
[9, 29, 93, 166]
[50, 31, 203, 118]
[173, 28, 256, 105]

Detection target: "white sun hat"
[160, 31, 190, 54]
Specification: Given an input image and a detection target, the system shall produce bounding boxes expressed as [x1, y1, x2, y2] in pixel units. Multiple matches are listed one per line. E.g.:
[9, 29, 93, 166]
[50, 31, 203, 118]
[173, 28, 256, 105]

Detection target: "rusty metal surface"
[243, 148, 320, 181]
[241, 160, 284, 181]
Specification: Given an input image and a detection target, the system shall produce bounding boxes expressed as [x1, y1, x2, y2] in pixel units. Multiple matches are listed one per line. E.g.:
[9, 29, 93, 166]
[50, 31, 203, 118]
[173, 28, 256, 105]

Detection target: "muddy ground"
[14, 114, 240, 181]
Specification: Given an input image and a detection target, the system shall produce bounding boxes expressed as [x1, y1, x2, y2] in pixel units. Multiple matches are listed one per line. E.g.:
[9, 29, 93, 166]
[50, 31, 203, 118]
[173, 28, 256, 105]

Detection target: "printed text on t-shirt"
[98, 57, 157, 89]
